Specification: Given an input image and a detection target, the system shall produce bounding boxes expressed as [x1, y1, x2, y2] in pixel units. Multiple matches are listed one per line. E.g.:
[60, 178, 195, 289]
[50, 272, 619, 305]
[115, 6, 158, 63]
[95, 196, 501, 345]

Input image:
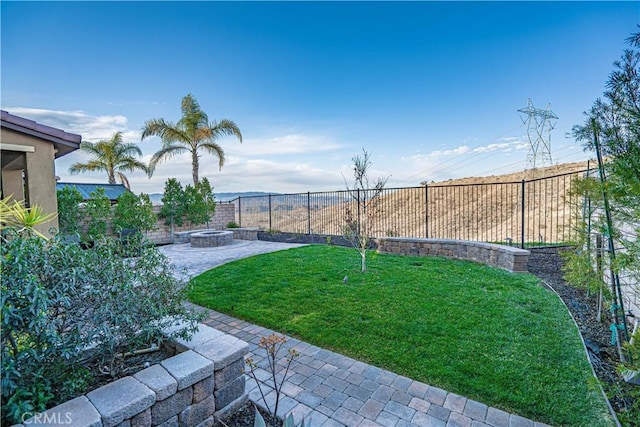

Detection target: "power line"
[395, 123, 525, 185]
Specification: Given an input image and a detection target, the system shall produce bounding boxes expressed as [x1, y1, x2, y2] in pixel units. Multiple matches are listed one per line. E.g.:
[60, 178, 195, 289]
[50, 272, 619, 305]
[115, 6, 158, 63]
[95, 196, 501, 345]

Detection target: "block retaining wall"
[377, 237, 530, 272]
[19, 324, 249, 427]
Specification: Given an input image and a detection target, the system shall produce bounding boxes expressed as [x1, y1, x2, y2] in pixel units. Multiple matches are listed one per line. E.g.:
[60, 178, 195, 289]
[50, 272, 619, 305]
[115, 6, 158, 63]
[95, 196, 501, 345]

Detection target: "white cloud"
[3, 107, 134, 141]
[225, 133, 343, 157]
[402, 137, 529, 164]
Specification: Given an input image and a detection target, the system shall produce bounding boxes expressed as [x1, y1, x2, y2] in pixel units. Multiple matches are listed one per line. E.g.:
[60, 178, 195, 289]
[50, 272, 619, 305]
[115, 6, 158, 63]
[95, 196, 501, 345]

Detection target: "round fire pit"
[190, 230, 234, 248]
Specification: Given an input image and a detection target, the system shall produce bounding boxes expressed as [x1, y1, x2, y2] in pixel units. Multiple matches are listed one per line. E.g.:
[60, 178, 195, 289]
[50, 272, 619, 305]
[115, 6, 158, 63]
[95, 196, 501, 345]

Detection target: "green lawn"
[187, 245, 613, 426]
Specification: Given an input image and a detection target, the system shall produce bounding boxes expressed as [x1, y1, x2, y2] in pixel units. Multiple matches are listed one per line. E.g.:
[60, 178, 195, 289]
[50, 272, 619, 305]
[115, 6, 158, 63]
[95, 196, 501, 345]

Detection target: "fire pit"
[190, 230, 234, 248]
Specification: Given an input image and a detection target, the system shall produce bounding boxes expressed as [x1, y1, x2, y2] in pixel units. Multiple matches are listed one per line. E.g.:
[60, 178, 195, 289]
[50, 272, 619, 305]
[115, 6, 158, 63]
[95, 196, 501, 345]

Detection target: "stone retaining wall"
[21, 324, 248, 427]
[230, 228, 259, 241]
[377, 237, 530, 272]
[257, 231, 356, 247]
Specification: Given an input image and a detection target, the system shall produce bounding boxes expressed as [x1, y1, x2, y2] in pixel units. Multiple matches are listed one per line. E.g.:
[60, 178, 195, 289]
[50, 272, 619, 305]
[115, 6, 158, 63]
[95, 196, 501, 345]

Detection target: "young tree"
[159, 178, 186, 242]
[141, 94, 242, 185]
[197, 177, 216, 228]
[69, 131, 149, 189]
[343, 149, 388, 272]
[112, 191, 156, 234]
[184, 178, 216, 228]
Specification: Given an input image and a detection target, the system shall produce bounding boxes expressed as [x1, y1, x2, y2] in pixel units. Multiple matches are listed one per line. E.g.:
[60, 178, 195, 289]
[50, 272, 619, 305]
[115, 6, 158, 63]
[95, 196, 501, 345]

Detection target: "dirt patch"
[82, 343, 175, 392]
[215, 402, 280, 427]
[527, 247, 637, 422]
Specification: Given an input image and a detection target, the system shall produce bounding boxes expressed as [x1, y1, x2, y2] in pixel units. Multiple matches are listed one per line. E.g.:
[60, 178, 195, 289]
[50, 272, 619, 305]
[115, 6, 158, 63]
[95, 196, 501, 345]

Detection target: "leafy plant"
[56, 186, 83, 235]
[159, 178, 186, 242]
[1, 231, 202, 425]
[185, 178, 216, 227]
[112, 191, 156, 233]
[84, 188, 112, 242]
[1, 233, 87, 424]
[615, 329, 640, 426]
[245, 334, 300, 427]
[226, 221, 240, 229]
[571, 29, 640, 326]
[0, 195, 57, 239]
[82, 235, 201, 375]
[254, 408, 306, 427]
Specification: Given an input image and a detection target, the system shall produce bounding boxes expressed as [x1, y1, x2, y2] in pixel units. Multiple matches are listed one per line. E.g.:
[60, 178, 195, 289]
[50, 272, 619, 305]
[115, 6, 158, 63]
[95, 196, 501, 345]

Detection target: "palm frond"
[199, 142, 225, 169]
[116, 158, 149, 174]
[148, 144, 189, 173]
[141, 119, 181, 141]
[116, 142, 144, 157]
[116, 172, 131, 189]
[211, 119, 243, 143]
[78, 141, 103, 156]
[69, 160, 107, 175]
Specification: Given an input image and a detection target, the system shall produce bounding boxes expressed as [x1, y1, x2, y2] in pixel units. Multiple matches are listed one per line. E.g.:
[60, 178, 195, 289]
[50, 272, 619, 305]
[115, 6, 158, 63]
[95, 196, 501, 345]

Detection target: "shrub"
[1, 231, 201, 425]
[56, 186, 83, 235]
[112, 191, 156, 233]
[185, 178, 216, 228]
[226, 221, 240, 228]
[84, 188, 112, 242]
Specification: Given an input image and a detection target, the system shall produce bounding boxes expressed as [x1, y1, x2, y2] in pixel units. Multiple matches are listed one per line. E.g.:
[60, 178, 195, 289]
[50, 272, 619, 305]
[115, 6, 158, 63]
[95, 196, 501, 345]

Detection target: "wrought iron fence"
[228, 170, 586, 248]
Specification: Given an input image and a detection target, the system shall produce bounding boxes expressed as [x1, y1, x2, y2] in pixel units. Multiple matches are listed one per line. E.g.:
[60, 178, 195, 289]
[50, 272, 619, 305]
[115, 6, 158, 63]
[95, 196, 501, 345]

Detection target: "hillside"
[431, 160, 590, 186]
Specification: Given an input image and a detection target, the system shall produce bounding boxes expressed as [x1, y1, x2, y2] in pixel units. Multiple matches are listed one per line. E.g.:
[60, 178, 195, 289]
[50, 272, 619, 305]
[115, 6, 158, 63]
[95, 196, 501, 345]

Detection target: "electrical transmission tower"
[518, 99, 558, 178]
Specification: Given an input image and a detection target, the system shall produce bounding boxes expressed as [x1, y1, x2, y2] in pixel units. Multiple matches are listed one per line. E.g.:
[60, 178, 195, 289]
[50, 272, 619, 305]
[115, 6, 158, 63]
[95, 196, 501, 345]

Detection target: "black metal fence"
[228, 170, 586, 248]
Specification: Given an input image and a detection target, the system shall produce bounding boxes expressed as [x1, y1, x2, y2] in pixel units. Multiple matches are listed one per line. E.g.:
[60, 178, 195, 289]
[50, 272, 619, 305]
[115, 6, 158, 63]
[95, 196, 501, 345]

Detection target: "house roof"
[56, 182, 129, 201]
[1, 110, 82, 158]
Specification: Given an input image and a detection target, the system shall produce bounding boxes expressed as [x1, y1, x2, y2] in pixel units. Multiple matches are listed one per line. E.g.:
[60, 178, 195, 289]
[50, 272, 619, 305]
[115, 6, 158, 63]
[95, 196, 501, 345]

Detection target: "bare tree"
[343, 149, 389, 272]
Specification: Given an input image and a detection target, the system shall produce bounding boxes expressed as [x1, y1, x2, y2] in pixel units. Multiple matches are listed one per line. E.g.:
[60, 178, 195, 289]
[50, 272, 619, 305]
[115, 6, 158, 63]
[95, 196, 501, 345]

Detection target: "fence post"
[238, 197, 242, 227]
[424, 184, 429, 238]
[307, 192, 311, 235]
[520, 179, 526, 249]
[268, 194, 272, 231]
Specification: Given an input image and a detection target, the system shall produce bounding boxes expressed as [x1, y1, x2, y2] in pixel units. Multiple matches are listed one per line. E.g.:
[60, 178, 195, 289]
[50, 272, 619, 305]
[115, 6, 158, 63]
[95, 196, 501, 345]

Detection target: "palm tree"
[140, 93, 242, 185]
[69, 132, 148, 189]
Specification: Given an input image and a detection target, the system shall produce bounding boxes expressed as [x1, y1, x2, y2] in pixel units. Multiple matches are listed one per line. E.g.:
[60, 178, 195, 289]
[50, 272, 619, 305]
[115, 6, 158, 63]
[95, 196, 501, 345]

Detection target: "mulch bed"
[527, 246, 636, 424]
[215, 402, 280, 427]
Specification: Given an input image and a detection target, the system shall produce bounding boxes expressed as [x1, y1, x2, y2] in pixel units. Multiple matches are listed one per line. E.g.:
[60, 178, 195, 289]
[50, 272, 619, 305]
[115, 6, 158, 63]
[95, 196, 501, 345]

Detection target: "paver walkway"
[159, 240, 307, 279]
[162, 241, 549, 427]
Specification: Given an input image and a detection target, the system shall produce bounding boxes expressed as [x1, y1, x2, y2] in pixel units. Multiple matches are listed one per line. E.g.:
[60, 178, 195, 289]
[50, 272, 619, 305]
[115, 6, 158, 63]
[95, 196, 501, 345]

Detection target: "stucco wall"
[1, 127, 60, 236]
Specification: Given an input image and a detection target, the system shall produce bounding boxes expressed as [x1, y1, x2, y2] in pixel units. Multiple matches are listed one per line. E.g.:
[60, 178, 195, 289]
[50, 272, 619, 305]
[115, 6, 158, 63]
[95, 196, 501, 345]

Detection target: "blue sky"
[2, 1, 639, 194]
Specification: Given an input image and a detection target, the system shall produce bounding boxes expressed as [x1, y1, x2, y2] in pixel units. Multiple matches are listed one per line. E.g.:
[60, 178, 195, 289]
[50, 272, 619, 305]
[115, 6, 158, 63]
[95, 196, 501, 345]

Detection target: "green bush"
[226, 221, 239, 228]
[84, 188, 112, 242]
[185, 178, 216, 227]
[1, 231, 201, 425]
[56, 186, 83, 235]
[112, 191, 156, 233]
